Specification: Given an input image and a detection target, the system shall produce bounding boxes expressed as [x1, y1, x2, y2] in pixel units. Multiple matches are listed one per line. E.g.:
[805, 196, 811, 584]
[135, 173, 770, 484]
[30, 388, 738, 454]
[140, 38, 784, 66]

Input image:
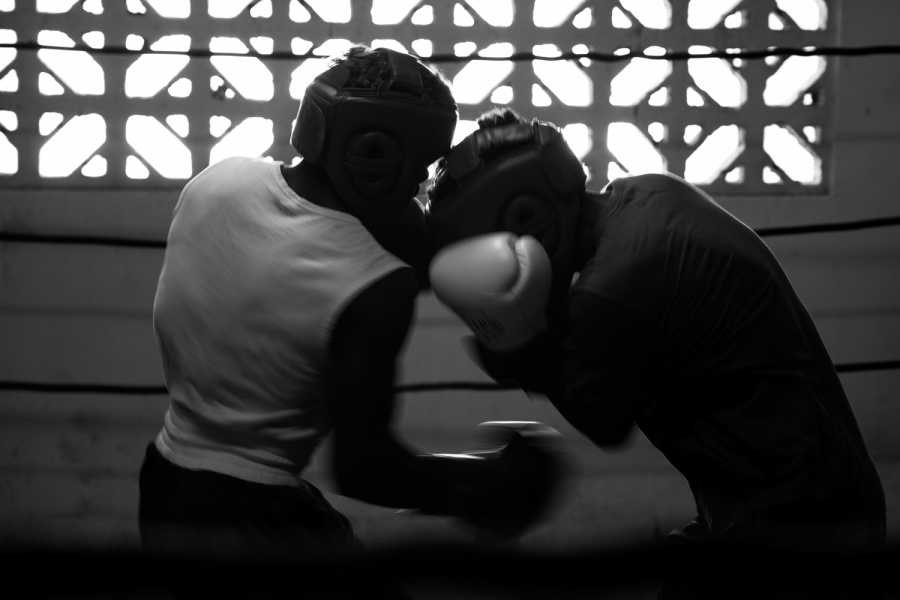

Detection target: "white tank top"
[153, 157, 406, 486]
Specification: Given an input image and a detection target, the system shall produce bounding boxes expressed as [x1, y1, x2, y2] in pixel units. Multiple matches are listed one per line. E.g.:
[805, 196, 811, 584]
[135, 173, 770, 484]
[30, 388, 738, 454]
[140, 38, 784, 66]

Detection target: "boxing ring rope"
[1, 215, 899, 396]
[1, 41, 899, 394]
[3, 40, 900, 62]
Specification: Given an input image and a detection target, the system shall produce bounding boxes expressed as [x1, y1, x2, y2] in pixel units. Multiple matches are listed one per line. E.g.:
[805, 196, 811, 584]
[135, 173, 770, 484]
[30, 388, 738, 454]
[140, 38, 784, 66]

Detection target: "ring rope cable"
[1, 41, 898, 395]
[2, 42, 900, 62]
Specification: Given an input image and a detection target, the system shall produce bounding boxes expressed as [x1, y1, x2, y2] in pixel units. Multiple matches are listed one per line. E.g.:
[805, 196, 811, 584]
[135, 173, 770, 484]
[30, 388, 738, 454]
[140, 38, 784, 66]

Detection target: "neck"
[280, 161, 345, 213]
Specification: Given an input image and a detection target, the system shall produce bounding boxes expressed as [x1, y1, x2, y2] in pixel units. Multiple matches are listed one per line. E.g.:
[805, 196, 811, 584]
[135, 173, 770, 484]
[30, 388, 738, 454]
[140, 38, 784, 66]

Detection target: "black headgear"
[425, 119, 586, 285]
[291, 48, 458, 227]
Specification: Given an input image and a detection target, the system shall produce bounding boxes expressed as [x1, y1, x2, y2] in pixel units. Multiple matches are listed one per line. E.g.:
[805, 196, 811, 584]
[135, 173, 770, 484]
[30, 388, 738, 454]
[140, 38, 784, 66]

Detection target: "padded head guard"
[291, 48, 458, 228]
[425, 119, 586, 285]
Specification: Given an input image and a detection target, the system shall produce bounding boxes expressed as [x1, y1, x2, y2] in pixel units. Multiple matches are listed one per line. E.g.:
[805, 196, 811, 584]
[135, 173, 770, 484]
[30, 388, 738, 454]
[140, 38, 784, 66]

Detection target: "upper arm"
[557, 291, 651, 447]
[327, 268, 419, 491]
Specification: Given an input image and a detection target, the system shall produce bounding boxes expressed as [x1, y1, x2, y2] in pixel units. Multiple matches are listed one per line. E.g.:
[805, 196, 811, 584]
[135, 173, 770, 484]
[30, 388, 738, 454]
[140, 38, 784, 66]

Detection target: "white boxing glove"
[429, 233, 552, 353]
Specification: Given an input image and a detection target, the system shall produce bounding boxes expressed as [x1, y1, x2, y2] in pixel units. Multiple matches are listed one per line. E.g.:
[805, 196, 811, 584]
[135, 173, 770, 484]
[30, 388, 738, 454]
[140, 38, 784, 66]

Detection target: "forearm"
[332, 429, 513, 517]
[552, 292, 649, 448]
[467, 331, 564, 400]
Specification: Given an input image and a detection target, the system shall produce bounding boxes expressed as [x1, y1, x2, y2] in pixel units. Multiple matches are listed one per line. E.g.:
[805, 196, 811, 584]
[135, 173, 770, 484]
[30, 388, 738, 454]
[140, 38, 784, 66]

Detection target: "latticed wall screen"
[0, 0, 835, 195]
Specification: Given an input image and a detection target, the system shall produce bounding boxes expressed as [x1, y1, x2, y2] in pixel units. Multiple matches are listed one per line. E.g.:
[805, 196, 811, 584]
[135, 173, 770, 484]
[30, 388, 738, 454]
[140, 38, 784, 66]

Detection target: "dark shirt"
[556, 173, 884, 542]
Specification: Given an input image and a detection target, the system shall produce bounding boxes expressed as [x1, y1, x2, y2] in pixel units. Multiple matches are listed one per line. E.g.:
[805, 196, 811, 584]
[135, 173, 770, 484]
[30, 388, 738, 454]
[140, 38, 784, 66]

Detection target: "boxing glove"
[429, 233, 552, 353]
[418, 421, 572, 541]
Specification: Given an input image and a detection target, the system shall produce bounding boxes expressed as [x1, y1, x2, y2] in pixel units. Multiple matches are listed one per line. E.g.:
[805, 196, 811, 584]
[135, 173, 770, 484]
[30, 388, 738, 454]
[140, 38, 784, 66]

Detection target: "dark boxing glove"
[418, 421, 572, 541]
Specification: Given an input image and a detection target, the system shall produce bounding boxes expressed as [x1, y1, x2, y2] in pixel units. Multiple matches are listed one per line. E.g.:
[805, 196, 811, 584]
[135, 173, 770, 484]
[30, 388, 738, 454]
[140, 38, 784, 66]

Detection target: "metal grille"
[0, 0, 836, 195]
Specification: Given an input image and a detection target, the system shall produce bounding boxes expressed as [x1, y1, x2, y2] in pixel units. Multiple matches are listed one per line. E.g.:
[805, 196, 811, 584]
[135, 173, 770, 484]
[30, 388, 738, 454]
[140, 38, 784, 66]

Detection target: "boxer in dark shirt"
[426, 107, 886, 599]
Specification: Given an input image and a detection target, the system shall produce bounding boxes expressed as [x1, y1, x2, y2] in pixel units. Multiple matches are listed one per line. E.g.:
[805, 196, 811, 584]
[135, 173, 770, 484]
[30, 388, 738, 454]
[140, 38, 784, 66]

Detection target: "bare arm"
[327, 268, 431, 507]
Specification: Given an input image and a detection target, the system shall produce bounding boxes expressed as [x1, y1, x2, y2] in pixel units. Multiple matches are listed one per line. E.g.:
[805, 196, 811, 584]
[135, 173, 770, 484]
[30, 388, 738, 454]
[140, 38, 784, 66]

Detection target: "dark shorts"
[139, 442, 409, 599]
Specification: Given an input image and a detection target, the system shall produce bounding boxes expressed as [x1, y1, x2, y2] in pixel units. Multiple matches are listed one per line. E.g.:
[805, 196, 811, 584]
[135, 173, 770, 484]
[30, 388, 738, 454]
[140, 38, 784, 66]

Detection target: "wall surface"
[1, 0, 899, 569]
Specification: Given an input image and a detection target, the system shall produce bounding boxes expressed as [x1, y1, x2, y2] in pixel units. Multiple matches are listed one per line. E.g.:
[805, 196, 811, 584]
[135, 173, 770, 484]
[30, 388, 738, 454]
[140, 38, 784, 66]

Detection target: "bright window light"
[0, 110, 16, 130]
[684, 125, 744, 184]
[465, 0, 513, 27]
[573, 7, 591, 28]
[39, 113, 106, 177]
[371, 0, 421, 25]
[37, 30, 105, 95]
[145, 0, 189, 18]
[687, 86, 705, 106]
[126, 155, 150, 179]
[210, 37, 274, 101]
[82, 31, 104, 49]
[289, 59, 330, 99]
[607, 122, 665, 175]
[126, 115, 192, 178]
[208, 0, 252, 18]
[411, 39, 433, 57]
[454, 42, 477, 57]
[620, 0, 671, 29]
[452, 44, 515, 104]
[763, 125, 821, 184]
[249, 37, 274, 55]
[490, 85, 513, 104]
[126, 0, 146, 14]
[36, 0, 79, 13]
[39, 112, 64, 136]
[764, 55, 826, 106]
[648, 122, 666, 143]
[292, 38, 313, 56]
[210, 117, 274, 165]
[454, 3, 475, 26]
[0, 131, 17, 174]
[371, 39, 408, 54]
[411, 5, 433, 24]
[168, 78, 192, 97]
[0, 70, 18, 92]
[313, 39, 353, 57]
[533, 51, 593, 107]
[687, 0, 742, 29]
[210, 116, 232, 138]
[648, 87, 669, 106]
[684, 124, 703, 146]
[125, 35, 191, 98]
[166, 114, 189, 138]
[250, 0, 272, 18]
[125, 35, 144, 51]
[532, 84, 552, 106]
[452, 120, 479, 147]
[81, 154, 106, 177]
[39, 72, 65, 95]
[534, 0, 587, 27]
[612, 7, 631, 28]
[306, 0, 350, 23]
[776, 0, 827, 30]
[610, 48, 672, 106]
[687, 46, 746, 107]
[561, 123, 592, 159]
[289, 0, 311, 22]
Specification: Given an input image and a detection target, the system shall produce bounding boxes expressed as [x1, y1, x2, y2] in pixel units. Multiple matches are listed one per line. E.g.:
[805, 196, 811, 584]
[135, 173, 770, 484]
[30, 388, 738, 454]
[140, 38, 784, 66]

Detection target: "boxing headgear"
[291, 48, 458, 228]
[425, 120, 586, 289]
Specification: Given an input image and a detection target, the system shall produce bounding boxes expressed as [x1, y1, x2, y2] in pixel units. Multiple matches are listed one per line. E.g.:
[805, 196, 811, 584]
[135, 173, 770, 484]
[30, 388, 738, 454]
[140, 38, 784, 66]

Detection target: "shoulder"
[343, 269, 417, 324]
[332, 268, 418, 357]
